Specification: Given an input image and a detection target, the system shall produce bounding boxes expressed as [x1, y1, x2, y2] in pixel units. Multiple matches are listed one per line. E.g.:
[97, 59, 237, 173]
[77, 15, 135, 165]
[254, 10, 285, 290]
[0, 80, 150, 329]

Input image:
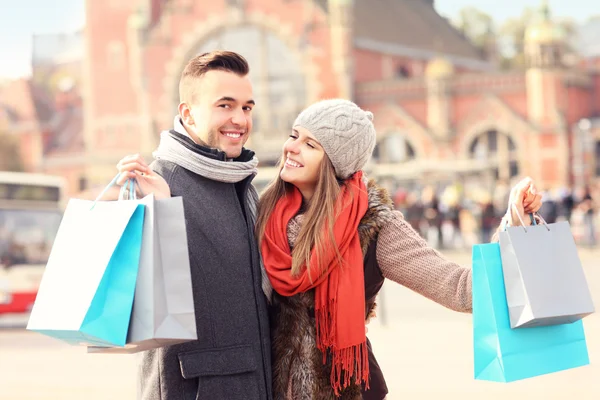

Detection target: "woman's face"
[280, 126, 325, 194]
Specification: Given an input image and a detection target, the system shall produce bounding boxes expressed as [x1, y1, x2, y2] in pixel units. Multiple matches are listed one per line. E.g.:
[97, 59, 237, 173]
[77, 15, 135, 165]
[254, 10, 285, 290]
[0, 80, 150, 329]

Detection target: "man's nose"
[231, 107, 247, 128]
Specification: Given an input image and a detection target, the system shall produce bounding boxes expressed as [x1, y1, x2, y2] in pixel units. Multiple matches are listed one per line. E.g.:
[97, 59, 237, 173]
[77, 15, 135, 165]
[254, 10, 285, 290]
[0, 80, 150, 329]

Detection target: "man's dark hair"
[179, 51, 250, 103]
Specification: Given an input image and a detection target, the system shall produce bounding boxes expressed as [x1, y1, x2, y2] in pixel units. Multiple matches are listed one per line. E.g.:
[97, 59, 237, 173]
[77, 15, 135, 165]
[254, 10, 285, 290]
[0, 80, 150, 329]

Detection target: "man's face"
[180, 70, 254, 159]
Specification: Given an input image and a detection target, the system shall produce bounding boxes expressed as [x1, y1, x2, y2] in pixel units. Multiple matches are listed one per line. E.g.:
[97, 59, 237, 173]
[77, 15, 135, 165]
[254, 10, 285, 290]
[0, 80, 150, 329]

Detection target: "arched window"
[373, 133, 416, 163]
[193, 26, 306, 164]
[469, 129, 518, 179]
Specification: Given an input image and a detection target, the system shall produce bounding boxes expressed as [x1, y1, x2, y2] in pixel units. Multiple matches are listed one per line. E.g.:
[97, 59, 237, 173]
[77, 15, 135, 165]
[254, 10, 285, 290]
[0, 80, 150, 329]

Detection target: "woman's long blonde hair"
[256, 155, 343, 281]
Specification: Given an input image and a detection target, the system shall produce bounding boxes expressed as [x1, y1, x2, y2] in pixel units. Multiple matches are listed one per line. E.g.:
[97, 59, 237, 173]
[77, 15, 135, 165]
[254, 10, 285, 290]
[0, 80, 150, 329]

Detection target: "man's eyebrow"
[216, 97, 255, 105]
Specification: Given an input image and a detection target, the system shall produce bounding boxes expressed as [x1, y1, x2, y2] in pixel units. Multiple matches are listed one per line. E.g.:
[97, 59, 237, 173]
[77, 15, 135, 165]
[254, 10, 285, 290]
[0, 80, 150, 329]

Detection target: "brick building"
[0, 31, 84, 188]
[3, 0, 600, 197]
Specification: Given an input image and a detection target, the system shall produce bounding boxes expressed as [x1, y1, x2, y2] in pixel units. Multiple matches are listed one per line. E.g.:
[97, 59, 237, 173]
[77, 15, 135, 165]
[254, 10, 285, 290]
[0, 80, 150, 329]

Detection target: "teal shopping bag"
[473, 243, 590, 382]
[27, 192, 145, 347]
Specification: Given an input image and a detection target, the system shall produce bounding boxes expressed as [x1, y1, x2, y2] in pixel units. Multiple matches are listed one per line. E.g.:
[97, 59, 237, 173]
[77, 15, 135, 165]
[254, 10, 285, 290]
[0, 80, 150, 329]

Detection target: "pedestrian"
[116, 51, 272, 400]
[581, 186, 596, 247]
[255, 99, 543, 399]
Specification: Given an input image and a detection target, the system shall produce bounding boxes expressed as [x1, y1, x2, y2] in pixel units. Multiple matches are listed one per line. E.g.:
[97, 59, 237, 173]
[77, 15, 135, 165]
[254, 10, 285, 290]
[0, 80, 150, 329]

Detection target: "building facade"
[2, 0, 600, 197]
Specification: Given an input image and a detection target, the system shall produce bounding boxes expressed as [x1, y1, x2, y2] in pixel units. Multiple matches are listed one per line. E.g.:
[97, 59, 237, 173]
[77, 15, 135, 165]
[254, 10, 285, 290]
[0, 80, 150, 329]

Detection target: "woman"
[255, 99, 542, 400]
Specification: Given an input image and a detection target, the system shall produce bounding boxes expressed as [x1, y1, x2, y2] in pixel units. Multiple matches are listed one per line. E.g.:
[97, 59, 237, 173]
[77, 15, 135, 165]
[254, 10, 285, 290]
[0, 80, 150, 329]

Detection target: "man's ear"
[178, 102, 195, 125]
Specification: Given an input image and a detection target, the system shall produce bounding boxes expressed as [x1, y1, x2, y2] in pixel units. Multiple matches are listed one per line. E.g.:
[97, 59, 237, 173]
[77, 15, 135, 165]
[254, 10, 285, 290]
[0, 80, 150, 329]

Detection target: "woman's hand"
[116, 154, 171, 200]
[507, 177, 543, 226]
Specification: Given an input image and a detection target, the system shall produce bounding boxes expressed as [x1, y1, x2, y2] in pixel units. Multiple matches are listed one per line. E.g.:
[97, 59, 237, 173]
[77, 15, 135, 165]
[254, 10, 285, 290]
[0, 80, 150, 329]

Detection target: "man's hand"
[116, 154, 171, 200]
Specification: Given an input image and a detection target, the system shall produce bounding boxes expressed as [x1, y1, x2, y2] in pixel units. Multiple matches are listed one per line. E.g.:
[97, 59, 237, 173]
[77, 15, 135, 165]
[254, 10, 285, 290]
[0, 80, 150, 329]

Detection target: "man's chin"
[223, 146, 243, 159]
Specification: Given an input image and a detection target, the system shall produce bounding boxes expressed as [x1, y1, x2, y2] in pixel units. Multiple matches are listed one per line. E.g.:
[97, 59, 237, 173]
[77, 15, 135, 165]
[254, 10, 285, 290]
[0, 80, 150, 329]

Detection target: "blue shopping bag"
[27, 179, 145, 347]
[473, 243, 590, 382]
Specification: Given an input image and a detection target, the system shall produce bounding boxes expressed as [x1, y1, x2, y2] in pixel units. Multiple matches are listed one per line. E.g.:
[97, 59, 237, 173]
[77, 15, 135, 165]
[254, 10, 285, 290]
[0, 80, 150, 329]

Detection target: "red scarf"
[261, 171, 370, 395]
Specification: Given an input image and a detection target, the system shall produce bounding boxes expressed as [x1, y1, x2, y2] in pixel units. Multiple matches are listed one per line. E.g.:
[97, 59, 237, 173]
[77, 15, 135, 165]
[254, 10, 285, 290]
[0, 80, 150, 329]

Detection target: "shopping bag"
[88, 192, 197, 354]
[27, 178, 145, 347]
[499, 216, 594, 329]
[473, 243, 590, 382]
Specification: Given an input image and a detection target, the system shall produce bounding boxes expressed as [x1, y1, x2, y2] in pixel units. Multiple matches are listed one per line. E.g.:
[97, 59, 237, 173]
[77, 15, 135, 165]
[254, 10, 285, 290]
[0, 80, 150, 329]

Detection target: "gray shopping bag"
[88, 194, 197, 353]
[499, 219, 595, 329]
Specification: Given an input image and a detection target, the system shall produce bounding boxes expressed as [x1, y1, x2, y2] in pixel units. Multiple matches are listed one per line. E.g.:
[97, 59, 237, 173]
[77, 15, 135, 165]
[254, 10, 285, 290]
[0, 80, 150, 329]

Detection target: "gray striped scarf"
[153, 118, 273, 300]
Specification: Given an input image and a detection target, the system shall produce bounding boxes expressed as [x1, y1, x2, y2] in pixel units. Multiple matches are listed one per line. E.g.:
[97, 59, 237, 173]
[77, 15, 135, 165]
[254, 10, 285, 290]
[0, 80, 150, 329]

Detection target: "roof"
[44, 105, 84, 155]
[524, 1, 566, 45]
[0, 79, 55, 123]
[355, 0, 483, 59]
[316, 0, 487, 68]
[0, 77, 83, 155]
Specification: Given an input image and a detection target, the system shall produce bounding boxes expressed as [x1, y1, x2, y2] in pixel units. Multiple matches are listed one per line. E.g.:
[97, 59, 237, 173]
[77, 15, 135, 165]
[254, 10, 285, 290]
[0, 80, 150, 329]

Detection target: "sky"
[0, 0, 598, 79]
[435, 0, 597, 24]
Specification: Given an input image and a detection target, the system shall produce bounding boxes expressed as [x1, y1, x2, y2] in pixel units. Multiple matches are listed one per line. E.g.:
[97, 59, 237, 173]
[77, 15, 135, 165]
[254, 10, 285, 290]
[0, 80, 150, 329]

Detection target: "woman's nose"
[284, 140, 300, 154]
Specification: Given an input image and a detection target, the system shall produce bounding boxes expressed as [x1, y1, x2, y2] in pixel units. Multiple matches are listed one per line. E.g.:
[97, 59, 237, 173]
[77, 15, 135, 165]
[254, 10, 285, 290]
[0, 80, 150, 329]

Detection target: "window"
[195, 26, 306, 158]
[0, 183, 60, 202]
[396, 66, 410, 78]
[0, 209, 62, 267]
[374, 134, 416, 163]
[469, 130, 518, 179]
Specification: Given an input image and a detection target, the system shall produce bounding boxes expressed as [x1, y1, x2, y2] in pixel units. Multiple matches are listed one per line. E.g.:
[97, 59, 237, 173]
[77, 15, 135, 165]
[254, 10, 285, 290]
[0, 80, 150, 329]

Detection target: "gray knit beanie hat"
[292, 99, 377, 180]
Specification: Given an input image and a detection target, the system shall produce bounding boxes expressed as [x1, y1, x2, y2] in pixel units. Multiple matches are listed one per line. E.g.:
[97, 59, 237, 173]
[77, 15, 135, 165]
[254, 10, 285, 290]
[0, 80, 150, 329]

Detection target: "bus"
[0, 172, 65, 314]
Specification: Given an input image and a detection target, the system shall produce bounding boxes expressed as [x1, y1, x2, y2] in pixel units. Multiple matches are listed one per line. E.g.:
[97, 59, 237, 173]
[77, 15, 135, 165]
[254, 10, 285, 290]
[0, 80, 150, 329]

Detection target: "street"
[1, 250, 599, 400]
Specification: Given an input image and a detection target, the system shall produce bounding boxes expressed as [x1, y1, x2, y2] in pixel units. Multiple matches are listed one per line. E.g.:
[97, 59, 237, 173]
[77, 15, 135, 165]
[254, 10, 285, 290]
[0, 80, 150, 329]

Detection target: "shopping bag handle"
[533, 212, 550, 230]
[90, 174, 120, 210]
[119, 179, 137, 201]
[508, 203, 550, 232]
[90, 173, 141, 210]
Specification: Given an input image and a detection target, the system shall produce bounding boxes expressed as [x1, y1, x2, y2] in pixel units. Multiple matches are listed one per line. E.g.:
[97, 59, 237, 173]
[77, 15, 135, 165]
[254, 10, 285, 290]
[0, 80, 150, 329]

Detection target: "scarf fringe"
[330, 342, 370, 396]
[316, 300, 370, 396]
[315, 299, 336, 354]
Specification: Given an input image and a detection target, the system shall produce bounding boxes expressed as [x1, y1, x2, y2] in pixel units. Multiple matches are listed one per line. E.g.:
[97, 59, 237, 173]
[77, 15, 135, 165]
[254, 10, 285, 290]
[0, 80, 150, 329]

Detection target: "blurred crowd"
[392, 179, 599, 250]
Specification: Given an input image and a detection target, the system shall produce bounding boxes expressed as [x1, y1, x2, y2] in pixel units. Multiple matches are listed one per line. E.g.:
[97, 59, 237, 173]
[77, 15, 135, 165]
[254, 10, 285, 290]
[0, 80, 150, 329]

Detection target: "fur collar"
[359, 178, 395, 252]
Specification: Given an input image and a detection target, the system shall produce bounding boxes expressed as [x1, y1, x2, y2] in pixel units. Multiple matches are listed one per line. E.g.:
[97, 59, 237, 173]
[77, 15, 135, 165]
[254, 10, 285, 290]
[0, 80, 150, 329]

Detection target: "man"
[117, 51, 272, 400]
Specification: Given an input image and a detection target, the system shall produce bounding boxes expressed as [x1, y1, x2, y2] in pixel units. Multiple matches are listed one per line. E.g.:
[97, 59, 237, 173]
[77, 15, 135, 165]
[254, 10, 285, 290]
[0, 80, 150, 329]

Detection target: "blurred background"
[0, 0, 599, 399]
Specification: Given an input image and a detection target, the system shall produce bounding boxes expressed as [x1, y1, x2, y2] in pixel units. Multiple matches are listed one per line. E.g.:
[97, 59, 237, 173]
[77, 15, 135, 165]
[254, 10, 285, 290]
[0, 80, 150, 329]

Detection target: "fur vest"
[270, 179, 395, 400]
